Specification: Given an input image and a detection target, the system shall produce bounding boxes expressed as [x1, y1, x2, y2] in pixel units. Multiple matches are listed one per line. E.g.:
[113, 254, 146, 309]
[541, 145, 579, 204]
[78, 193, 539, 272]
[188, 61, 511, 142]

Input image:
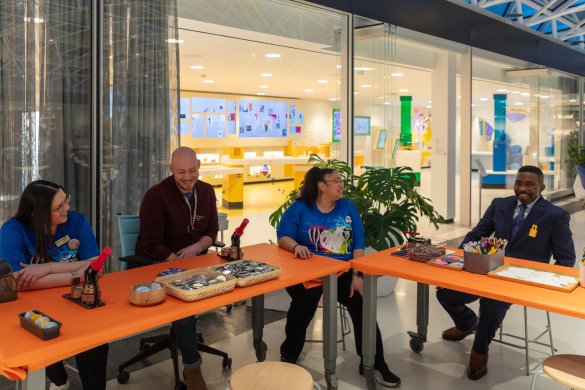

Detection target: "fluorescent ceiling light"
[354, 92, 359, 95]
[426, 105, 432, 109]
[304, 89, 314, 93]
[384, 102, 391, 105]
[428, 100, 432, 104]
[391, 72, 404, 77]
[496, 89, 508, 93]
[540, 95, 550, 99]
[265, 53, 281, 58]
[329, 98, 339, 101]
[260, 73, 272, 77]
[570, 99, 577, 102]
[317, 80, 328, 84]
[399, 89, 409, 92]
[515, 102, 524, 105]
[521, 92, 530, 96]
[202, 80, 214, 84]
[166, 39, 184, 44]
[480, 98, 488, 101]
[355, 67, 374, 71]
[336, 65, 342, 69]
[257, 92, 266, 96]
[190, 65, 204, 70]
[259, 85, 269, 89]
[361, 84, 372, 88]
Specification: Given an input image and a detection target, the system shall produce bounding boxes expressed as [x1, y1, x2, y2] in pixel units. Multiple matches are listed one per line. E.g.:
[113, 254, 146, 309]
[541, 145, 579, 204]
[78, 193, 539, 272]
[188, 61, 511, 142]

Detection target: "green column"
[400, 96, 412, 147]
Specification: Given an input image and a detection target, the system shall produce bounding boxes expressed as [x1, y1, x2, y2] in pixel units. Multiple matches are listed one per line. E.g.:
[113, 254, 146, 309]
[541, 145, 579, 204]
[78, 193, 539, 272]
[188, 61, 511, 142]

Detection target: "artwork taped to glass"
[179, 121, 190, 135]
[238, 100, 287, 138]
[296, 110, 304, 125]
[206, 114, 226, 138]
[191, 114, 204, 138]
[376, 129, 387, 149]
[192, 97, 226, 113]
[180, 98, 190, 118]
[479, 117, 494, 141]
[289, 104, 296, 121]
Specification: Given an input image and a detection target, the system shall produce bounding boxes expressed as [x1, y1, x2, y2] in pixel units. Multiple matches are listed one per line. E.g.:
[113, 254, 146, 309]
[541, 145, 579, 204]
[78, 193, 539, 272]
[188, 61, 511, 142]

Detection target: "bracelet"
[292, 244, 300, 252]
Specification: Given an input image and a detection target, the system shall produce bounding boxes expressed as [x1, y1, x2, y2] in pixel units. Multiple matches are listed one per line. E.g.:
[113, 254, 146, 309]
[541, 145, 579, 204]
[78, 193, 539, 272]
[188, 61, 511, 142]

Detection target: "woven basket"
[208, 260, 282, 287]
[155, 268, 236, 302]
[406, 244, 446, 262]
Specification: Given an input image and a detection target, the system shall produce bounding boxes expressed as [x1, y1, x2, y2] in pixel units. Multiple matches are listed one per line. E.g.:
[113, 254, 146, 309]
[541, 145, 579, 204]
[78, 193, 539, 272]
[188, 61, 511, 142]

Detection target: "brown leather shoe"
[467, 350, 488, 380]
[183, 367, 208, 390]
[442, 320, 478, 341]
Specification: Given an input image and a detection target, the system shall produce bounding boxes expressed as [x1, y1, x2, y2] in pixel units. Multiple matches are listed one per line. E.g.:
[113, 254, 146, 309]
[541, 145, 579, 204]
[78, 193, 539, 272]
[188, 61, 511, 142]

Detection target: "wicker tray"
[155, 268, 236, 302]
[208, 259, 282, 287]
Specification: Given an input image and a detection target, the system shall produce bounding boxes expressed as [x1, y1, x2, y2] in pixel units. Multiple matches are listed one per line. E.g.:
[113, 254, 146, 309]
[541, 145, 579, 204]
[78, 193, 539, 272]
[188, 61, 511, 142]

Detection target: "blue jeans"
[172, 316, 202, 367]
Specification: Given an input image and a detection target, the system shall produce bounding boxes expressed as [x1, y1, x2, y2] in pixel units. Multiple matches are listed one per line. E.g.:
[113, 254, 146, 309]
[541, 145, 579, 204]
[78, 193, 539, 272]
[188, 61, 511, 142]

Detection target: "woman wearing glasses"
[0, 179, 108, 390]
[276, 167, 401, 388]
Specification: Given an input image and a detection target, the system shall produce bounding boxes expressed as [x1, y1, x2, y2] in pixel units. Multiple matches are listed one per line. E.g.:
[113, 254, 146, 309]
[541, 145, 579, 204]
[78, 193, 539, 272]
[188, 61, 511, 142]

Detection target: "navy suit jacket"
[461, 196, 575, 267]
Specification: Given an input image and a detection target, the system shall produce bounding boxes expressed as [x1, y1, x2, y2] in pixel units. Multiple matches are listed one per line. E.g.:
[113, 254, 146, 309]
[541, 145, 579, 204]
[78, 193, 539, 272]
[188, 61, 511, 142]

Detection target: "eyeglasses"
[51, 195, 71, 214]
[324, 178, 344, 185]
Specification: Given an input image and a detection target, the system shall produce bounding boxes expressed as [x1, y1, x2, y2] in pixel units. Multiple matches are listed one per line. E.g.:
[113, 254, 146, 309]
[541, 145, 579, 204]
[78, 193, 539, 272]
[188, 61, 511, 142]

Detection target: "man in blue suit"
[437, 165, 575, 380]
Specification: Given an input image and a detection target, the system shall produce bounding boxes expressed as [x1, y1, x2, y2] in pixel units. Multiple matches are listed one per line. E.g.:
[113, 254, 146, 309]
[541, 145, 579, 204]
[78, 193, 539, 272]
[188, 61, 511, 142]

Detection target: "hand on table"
[293, 245, 312, 259]
[176, 243, 202, 259]
[14, 262, 51, 291]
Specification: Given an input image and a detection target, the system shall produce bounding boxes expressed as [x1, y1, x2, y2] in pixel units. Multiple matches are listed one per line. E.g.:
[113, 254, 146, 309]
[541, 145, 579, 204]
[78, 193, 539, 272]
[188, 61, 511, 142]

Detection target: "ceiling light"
[336, 65, 342, 69]
[540, 95, 550, 99]
[457, 95, 461, 99]
[391, 72, 404, 77]
[329, 98, 339, 101]
[260, 73, 272, 77]
[166, 39, 184, 44]
[317, 80, 328, 84]
[355, 67, 375, 71]
[426, 105, 432, 109]
[570, 99, 577, 102]
[190, 65, 205, 70]
[496, 89, 508, 93]
[304, 89, 314, 93]
[203, 80, 214, 84]
[361, 84, 372, 88]
[257, 92, 266, 96]
[515, 102, 524, 105]
[521, 92, 530, 96]
[471, 104, 476, 107]
[512, 91, 521, 94]
[399, 89, 409, 92]
[354, 92, 359, 95]
[265, 53, 281, 58]
[428, 100, 432, 104]
[259, 85, 269, 89]
[384, 102, 391, 105]
[480, 97, 488, 101]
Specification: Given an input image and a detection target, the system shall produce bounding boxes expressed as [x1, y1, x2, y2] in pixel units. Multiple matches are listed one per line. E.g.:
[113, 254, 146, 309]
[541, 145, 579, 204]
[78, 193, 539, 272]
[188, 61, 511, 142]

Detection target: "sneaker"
[49, 379, 70, 390]
[359, 361, 401, 388]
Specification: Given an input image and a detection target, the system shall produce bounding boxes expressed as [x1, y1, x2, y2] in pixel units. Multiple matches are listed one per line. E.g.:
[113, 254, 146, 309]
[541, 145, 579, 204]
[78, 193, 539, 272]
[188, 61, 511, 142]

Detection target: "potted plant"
[269, 153, 444, 294]
[567, 131, 585, 201]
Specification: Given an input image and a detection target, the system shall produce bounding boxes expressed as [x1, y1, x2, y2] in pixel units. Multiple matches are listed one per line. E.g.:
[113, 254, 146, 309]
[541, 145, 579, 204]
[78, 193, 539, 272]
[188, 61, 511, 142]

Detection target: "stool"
[229, 361, 320, 390]
[530, 354, 585, 390]
[493, 306, 555, 375]
[306, 302, 351, 351]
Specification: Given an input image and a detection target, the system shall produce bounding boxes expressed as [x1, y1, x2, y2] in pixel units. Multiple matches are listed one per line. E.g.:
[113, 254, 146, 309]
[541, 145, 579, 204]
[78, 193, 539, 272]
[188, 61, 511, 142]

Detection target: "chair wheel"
[409, 337, 424, 353]
[117, 371, 130, 384]
[175, 381, 187, 390]
[223, 357, 232, 369]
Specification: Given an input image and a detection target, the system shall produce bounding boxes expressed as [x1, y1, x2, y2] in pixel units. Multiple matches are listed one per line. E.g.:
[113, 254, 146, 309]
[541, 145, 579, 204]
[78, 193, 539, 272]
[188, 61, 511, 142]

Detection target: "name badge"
[55, 235, 71, 247]
[528, 224, 538, 238]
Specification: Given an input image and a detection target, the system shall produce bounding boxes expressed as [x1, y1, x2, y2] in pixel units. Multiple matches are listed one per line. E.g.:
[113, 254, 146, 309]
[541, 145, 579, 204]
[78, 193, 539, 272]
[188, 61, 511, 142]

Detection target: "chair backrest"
[118, 215, 140, 258]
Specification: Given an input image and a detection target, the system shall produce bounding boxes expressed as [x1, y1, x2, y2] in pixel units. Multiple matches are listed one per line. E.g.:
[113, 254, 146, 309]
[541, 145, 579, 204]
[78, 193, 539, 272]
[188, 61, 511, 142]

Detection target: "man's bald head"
[169, 147, 200, 192]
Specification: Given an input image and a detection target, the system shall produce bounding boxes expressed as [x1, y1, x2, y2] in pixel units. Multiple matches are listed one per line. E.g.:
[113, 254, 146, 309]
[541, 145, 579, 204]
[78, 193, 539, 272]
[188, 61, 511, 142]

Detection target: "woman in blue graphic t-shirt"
[276, 167, 401, 388]
[0, 180, 108, 390]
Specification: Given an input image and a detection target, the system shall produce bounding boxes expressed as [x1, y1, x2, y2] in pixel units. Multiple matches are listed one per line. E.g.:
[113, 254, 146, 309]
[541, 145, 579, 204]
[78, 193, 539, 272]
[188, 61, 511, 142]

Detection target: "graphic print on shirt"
[308, 215, 353, 255]
[50, 238, 80, 262]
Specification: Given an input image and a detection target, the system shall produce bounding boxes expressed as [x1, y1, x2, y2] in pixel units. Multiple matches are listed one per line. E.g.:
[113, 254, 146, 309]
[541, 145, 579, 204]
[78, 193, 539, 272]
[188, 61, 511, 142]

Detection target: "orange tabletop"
[351, 248, 585, 319]
[0, 243, 349, 380]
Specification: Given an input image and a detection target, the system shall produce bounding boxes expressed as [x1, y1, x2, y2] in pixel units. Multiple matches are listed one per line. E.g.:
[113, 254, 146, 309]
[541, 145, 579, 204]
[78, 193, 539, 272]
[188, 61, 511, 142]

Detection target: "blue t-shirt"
[277, 198, 365, 261]
[0, 211, 99, 271]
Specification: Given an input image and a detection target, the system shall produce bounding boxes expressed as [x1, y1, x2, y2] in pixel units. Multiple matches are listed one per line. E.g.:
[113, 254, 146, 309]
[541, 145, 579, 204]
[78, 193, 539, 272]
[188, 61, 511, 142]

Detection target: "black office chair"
[115, 215, 231, 389]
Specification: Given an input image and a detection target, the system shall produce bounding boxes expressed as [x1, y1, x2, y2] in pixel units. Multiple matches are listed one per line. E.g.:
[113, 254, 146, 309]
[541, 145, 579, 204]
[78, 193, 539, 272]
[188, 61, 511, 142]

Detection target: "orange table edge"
[0, 243, 349, 389]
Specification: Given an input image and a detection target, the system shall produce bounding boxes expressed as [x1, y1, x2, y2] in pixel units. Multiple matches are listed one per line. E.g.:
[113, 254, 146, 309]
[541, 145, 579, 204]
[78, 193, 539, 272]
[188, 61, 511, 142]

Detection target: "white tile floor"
[105, 207, 585, 390]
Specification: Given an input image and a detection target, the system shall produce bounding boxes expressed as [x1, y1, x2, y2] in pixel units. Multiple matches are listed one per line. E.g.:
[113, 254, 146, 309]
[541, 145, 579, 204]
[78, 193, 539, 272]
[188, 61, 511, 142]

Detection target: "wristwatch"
[71, 271, 81, 285]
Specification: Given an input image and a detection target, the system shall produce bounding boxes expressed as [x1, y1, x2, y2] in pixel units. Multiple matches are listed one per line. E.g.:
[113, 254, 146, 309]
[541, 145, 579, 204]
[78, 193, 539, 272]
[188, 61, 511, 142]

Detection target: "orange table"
[351, 248, 585, 389]
[0, 243, 349, 390]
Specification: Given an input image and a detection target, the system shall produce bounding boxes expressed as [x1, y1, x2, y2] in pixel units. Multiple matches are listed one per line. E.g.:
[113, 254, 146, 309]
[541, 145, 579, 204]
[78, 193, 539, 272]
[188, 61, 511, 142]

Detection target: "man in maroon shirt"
[136, 146, 218, 390]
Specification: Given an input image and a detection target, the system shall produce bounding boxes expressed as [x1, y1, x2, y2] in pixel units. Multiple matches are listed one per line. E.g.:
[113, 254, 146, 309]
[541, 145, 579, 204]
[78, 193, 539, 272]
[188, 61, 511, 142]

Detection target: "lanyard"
[185, 188, 198, 234]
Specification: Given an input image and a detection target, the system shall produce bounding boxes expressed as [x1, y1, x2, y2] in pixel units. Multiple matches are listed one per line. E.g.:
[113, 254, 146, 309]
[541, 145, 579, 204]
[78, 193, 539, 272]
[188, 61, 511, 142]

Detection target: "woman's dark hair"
[13, 180, 65, 263]
[298, 167, 336, 206]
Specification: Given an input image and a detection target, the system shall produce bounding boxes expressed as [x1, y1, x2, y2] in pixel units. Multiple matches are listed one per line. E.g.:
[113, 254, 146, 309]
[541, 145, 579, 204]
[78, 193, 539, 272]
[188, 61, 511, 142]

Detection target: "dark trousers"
[436, 287, 511, 354]
[172, 315, 202, 366]
[280, 270, 386, 367]
[46, 343, 109, 390]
